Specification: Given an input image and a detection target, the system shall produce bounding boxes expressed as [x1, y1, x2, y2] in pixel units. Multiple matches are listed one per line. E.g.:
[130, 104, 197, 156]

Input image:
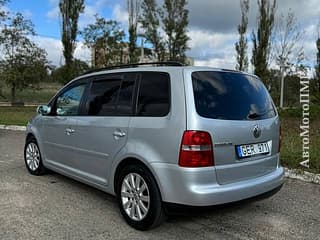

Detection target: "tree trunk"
[0, 87, 5, 99]
[11, 83, 16, 103]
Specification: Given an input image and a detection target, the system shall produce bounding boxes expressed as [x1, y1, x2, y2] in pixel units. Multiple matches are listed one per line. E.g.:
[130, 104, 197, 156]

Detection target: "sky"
[5, 0, 320, 74]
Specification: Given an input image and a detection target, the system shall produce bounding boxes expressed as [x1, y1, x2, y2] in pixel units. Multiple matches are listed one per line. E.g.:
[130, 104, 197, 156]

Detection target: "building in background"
[91, 40, 194, 67]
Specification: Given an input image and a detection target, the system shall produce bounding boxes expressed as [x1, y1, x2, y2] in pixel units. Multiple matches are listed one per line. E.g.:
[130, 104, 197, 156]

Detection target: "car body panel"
[150, 161, 284, 206]
[68, 116, 130, 186]
[39, 116, 78, 169]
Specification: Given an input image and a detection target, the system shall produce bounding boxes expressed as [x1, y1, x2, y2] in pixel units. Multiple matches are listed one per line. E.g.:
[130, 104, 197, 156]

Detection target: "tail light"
[179, 130, 214, 167]
[278, 125, 281, 153]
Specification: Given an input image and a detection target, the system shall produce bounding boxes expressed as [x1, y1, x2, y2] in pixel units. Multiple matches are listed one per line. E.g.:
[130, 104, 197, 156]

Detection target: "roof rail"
[82, 61, 184, 75]
[220, 68, 242, 73]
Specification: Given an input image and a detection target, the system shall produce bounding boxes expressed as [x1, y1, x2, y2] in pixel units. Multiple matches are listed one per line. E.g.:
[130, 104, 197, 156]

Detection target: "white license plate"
[237, 142, 270, 158]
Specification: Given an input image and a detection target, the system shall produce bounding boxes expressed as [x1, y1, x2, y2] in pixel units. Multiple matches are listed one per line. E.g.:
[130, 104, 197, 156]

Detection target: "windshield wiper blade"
[247, 109, 274, 120]
[247, 112, 261, 119]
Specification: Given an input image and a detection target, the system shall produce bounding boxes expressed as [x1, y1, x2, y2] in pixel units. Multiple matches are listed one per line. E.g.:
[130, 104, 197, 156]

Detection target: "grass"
[279, 106, 320, 173]
[0, 105, 319, 173]
[0, 82, 62, 103]
[0, 106, 37, 125]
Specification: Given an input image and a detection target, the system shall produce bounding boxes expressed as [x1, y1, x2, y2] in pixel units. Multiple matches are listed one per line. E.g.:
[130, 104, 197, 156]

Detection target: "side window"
[87, 73, 136, 116]
[87, 78, 121, 116]
[56, 84, 86, 116]
[117, 73, 136, 116]
[137, 72, 170, 116]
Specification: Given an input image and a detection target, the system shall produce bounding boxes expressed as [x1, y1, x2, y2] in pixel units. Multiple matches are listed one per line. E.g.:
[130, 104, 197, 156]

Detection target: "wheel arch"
[26, 132, 35, 141]
[112, 157, 163, 200]
[25, 128, 47, 167]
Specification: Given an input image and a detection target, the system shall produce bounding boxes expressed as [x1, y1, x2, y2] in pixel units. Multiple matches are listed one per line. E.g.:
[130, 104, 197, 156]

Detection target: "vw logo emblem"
[253, 124, 261, 138]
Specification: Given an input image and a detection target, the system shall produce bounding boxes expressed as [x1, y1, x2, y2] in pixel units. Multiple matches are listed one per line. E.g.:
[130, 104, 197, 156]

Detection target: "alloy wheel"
[25, 142, 40, 171]
[121, 173, 150, 221]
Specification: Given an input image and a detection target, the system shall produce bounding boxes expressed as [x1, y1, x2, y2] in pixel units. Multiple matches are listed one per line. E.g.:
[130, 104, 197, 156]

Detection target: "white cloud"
[33, 36, 91, 67]
[47, 6, 59, 20]
[188, 29, 237, 50]
[94, 0, 109, 9]
[186, 0, 319, 73]
[77, 1, 128, 30]
[194, 58, 236, 70]
[78, 5, 97, 29]
[33, 36, 63, 66]
[112, 4, 128, 28]
[74, 42, 91, 65]
[48, 0, 59, 5]
[41, 0, 319, 73]
[46, 0, 59, 21]
[303, 24, 318, 66]
[187, 29, 238, 70]
[21, 9, 32, 18]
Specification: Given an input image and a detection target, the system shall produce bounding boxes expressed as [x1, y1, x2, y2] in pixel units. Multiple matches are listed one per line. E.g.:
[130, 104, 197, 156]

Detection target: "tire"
[116, 164, 165, 230]
[24, 136, 47, 175]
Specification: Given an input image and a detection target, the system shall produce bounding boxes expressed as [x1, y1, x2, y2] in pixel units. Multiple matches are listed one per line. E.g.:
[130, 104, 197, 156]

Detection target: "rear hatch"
[189, 70, 280, 185]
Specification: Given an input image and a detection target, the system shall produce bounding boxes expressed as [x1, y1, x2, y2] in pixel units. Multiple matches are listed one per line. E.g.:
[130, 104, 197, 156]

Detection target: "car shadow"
[43, 169, 282, 225]
[163, 184, 282, 219]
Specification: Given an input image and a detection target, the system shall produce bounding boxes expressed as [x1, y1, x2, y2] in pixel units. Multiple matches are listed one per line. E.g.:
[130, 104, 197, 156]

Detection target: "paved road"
[0, 130, 319, 240]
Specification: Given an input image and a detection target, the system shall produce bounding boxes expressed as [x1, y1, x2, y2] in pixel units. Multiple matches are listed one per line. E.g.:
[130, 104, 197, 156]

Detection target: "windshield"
[192, 71, 276, 120]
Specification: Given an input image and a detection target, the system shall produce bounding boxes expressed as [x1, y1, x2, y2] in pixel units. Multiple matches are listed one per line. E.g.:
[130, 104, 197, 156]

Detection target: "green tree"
[50, 59, 89, 83]
[81, 15, 125, 67]
[128, 0, 140, 63]
[0, 0, 10, 99]
[59, 0, 84, 81]
[235, 0, 249, 71]
[139, 0, 165, 61]
[162, 0, 190, 63]
[251, 0, 276, 85]
[0, 0, 9, 21]
[316, 37, 320, 92]
[0, 13, 49, 102]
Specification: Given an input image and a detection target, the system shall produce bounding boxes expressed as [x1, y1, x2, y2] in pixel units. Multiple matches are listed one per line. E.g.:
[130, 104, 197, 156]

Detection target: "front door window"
[56, 84, 86, 116]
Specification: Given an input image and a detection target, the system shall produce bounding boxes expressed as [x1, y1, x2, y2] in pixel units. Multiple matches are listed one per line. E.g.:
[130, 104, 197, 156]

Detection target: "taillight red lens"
[179, 131, 214, 167]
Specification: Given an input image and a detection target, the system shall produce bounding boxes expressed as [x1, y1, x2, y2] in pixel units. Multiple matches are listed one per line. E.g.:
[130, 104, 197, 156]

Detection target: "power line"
[36, 33, 60, 39]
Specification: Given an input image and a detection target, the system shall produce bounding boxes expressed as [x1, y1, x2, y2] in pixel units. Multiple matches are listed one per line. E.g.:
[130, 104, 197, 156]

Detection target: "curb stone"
[0, 125, 319, 185]
[285, 168, 320, 185]
[0, 125, 26, 131]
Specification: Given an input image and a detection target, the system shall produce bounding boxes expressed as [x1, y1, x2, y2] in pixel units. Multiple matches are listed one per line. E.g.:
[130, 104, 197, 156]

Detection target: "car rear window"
[192, 71, 276, 120]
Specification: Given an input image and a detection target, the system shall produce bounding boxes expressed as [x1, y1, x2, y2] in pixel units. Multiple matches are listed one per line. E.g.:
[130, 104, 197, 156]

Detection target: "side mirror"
[37, 105, 51, 115]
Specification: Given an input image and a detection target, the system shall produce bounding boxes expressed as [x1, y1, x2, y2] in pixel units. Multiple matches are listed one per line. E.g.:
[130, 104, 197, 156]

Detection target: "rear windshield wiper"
[247, 109, 274, 120]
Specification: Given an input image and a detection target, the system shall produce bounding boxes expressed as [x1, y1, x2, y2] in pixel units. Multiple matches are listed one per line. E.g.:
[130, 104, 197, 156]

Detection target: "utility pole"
[317, 38, 320, 92]
[279, 60, 285, 109]
[140, 37, 144, 63]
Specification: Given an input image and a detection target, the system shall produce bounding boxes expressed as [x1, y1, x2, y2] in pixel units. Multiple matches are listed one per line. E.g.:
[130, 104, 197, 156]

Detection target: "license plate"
[236, 142, 270, 158]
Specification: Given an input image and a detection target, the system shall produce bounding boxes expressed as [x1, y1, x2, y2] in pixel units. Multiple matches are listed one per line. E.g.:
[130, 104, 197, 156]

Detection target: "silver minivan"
[24, 62, 284, 230]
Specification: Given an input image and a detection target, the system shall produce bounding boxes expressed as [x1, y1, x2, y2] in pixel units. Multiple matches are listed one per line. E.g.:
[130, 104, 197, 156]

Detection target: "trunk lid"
[186, 70, 280, 185]
[200, 117, 279, 185]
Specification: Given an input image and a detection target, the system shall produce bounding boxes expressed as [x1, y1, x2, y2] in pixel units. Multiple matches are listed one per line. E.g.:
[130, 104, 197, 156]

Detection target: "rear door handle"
[113, 129, 126, 138]
[65, 128, 75, 135]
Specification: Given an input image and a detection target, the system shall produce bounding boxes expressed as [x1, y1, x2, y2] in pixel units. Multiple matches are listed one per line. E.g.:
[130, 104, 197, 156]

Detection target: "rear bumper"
[151, 163, 285, 206]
